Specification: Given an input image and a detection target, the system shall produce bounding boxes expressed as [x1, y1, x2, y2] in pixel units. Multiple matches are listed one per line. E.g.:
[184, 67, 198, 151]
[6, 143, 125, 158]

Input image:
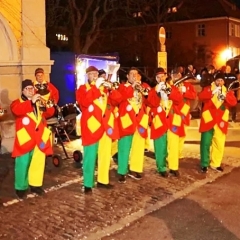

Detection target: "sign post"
[158, 27, 167, 71]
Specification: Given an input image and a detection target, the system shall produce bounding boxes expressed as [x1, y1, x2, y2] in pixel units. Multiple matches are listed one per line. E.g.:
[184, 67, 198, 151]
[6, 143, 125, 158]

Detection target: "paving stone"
[0, 142, 239, 239]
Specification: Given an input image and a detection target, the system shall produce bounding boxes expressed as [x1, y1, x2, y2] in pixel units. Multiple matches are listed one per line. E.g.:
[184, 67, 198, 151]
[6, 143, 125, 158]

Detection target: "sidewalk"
[0, 134, 239, 239]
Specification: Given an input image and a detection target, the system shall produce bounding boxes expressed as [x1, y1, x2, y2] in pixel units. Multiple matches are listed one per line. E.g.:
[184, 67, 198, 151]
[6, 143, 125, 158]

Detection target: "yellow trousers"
[167, 131, 181, 171]
[129, 131, 145, 173]
[29, 146, 46, 187]
[98, 132, 112, 184]
[211, 125, 226, 167]
[179, 125, 187, 159]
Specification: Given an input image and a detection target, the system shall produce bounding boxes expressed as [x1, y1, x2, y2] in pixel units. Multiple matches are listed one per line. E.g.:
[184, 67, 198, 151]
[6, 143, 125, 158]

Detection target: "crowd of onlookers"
[172, 64, 240, 122]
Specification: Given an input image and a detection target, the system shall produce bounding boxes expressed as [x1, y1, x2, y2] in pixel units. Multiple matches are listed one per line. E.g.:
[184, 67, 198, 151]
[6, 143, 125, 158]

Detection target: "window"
[229, 23, 235, 36]
[166, 29, 172, 39]
[133, 12, 142, 18]
[229, 23, 240, 37]
[197, 24, 205, 37]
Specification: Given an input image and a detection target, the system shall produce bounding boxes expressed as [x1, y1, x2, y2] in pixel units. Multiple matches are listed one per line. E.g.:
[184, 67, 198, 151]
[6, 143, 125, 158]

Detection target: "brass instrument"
[101, 80, 120, 90]
[228, 80, 240, 92]
[134, 82, 150, 96]
[218, 80, 240, 101]
[35, 83, 50, 95]
[38, 97, 55, 108]
[161, 84, 172, 95]
[0, 108, 7, 117]
[173, 71, 196, 87]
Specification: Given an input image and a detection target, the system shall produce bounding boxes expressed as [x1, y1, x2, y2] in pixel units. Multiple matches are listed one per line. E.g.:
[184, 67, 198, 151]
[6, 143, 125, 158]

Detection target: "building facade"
[0, 0, 52, 153]
[90, 0, 240, 74]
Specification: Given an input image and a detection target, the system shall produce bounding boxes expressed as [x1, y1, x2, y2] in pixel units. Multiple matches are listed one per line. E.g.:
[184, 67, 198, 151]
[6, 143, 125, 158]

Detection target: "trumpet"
[38, 97, 55, 108]
[0, 108, 7, 117]
[134, 82, 150, 96]
[101, 80, 120, 90]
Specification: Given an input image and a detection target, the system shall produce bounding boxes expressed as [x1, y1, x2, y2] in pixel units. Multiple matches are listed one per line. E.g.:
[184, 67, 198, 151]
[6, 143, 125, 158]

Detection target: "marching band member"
[177, 77, 197, 159]
[11, 79, 53, 199]
[97, 72, 122, 189]
[198, 73, 237, 173]
[34, 68, 59, 119]
[76, 66, 122, 193]
[147, 68, 183, 177]
[117, 67, 149, 183]
[166, 77, 188, 177]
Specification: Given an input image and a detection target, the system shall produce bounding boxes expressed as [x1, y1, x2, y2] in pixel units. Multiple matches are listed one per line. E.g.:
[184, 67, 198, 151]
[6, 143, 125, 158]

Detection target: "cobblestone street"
[0, 137, 239, 240]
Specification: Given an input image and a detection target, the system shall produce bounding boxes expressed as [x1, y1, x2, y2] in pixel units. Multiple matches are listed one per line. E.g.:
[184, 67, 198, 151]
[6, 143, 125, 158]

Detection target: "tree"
[46, 0, 179, 54]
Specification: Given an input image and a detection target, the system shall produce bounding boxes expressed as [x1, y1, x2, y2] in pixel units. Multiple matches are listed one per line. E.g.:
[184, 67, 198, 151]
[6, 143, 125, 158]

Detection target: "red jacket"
[102, 88, 122, 140]
[11, 97, 53, 157]
[179, 82, 197, 126]
[117, 82, 149, 138]
[198, 84, 237, 134]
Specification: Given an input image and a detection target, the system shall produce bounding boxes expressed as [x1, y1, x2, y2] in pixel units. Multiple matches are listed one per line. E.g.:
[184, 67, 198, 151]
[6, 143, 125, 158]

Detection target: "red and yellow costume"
[147, 84, 181, 174]
[76, 82, 121, 187]
[11, 97, 53, 190]
[199, 82, 237, 168]
[165, 85, 187, 172]
[177, 82, 197, 158]
[117, 82, 149, 176]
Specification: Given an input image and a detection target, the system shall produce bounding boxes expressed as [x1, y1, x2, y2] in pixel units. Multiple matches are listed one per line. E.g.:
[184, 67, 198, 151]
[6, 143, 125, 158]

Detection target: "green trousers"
[15, 146, 45, 190]
[83, 142, 98, 188]
[200, 125, 226, 168]
[200, 129, 214, 167]
[154, 133, 167, 173]
[117, 135, 133, 175]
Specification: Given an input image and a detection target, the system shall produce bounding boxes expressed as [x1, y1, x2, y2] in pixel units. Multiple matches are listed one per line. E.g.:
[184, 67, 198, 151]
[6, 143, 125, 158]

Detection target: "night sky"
[233, 0, 240, 7]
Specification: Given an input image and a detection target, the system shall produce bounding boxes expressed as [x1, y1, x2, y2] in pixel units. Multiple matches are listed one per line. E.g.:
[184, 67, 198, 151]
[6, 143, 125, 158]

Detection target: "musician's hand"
[212, 86, 221, 95]
[95, 77, 105, 88]
[181, 86, 187, 93]
[31, 94, 41, 103]
[102, 81, 112, 89]
[132, 81, 140, 89]
[156, 82, 165, 92]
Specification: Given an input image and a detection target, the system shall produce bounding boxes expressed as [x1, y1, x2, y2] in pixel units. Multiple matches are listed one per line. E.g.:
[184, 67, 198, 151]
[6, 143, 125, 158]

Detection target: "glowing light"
[221, 48, 232, 60]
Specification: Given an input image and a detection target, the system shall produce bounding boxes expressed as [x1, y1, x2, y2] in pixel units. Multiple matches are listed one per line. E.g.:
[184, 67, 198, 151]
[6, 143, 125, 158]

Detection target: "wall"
[0, 0, 53, 153]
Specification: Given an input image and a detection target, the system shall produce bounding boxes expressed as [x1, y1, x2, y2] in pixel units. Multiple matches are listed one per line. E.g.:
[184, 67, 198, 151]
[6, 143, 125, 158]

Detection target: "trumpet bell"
[0, 108, 7, 117]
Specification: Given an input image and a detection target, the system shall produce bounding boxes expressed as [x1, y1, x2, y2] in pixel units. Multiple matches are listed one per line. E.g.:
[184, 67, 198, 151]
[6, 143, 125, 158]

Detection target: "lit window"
[197, 24, 205, 37]
[55, 33, 68, 41]
[133, 11, 142, 18]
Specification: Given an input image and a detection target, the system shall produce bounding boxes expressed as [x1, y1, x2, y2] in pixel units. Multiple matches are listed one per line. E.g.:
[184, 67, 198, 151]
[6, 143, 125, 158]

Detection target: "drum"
[61, 103, 80, 120]
[46, 105, 60, 125]
[46, 117, 58, 125]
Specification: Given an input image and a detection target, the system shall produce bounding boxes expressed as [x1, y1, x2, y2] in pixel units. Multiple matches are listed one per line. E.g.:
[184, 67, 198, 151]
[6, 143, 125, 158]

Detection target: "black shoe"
[118, 175, 126, 184]
[201, 166, 208, 173]
[30, 186, 45, 196]
[15, 190, 27, 199]
[97, 182, 114, 189]
[211, 166, 224, 172]
[128, 171, 142, 180]
[83, 186, 92, 194]
[169, 169, 180, 177]
[159, 171, 169, 178]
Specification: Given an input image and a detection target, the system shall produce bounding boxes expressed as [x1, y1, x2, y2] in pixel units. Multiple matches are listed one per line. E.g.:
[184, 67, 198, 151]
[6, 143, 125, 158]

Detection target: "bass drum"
[61, 103, 80, 121]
